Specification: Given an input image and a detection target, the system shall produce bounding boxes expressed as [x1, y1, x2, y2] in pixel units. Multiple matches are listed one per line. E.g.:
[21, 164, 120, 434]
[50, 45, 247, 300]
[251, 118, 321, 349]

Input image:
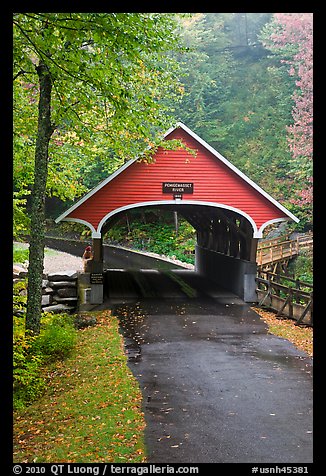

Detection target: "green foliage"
[13, 278, 28, 316]
[105, 210, 196, 264]
[31, 313, 77, 363]
[13, 307, 77, 410]
[288, 251, 313, 285]
[13, 245, 29, 265]
[13, 13, 184, 196]
[13, 191, 31, 240]
[13, 323, 46, 411]
[13, 311, 146, 463]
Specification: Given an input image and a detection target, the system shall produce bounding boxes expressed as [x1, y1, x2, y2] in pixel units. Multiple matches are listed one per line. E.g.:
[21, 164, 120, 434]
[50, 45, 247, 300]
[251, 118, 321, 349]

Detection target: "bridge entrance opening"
[56, 122, 298, 306]
[99, 202, 258, 302]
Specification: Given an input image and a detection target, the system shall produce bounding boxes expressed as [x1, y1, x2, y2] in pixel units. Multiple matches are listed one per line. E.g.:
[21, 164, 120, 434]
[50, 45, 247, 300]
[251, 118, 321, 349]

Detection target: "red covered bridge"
[56, 122, 298, 302]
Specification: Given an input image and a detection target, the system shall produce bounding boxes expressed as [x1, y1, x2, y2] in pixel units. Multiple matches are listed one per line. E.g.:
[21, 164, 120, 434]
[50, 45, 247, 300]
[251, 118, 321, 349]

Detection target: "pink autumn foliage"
[270, 13, 313, 160]
[265, 13, 313, 207]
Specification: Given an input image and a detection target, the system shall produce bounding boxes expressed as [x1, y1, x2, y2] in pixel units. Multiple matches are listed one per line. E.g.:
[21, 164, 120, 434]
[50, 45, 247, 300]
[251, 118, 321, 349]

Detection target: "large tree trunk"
[25, 62, 54, 334]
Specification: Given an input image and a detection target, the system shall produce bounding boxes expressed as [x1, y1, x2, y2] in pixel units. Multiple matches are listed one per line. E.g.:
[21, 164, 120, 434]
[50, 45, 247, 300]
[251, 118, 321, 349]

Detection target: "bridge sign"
[162, 182, 194, 194]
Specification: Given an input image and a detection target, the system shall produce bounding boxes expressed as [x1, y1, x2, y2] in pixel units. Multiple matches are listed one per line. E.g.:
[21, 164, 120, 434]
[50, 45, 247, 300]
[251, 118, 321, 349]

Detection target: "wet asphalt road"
[101, 269, 313, 464]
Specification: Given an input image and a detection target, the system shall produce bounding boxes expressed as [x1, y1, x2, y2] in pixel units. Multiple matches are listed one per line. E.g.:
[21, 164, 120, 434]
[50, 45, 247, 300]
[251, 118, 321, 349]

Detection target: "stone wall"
[13, 267, 78, 314]
[42, 270, 78, 313]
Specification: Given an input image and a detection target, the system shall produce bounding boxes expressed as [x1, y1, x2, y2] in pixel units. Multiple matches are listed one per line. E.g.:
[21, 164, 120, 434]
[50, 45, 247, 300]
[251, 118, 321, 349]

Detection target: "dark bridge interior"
[101, 204, 258, 302]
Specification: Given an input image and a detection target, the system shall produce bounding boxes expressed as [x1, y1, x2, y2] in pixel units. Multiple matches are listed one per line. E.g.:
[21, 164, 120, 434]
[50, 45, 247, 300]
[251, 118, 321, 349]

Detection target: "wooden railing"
[257, 233, 313, 268]
[257, 239, 299, 267]
[257, 234, 290, 249]
[256, 270, 313, 326]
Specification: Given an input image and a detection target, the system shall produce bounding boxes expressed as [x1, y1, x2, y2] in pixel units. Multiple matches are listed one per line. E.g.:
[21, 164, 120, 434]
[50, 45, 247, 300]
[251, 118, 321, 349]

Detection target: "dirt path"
[14, 242, 83, 274]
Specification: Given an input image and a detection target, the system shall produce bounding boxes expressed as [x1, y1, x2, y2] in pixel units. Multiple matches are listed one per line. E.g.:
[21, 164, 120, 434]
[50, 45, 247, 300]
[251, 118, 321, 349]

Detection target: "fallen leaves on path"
[252, 307, 313, 357]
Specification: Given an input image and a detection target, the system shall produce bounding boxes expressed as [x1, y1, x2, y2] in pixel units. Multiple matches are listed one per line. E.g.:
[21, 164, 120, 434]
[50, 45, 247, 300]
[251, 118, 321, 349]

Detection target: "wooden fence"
[256, 270, 313, 326]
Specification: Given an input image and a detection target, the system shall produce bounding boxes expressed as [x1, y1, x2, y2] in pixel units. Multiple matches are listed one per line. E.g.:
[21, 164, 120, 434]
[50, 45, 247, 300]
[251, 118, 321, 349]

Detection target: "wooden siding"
[67, 128, 289, 231]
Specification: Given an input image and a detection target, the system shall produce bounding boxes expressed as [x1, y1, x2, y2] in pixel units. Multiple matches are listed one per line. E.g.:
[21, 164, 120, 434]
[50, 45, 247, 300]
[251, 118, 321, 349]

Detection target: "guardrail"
[256, 270, 313, 326]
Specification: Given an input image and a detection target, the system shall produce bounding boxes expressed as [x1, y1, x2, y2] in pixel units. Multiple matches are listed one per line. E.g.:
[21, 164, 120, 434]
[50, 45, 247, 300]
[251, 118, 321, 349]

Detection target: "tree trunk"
[25, 62, 54, 334]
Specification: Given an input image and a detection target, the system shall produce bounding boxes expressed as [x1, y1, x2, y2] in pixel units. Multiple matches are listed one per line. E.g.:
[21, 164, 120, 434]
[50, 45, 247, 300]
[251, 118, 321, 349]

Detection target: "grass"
[252, 307, 313, 357]
[13, 311, 146, 463]
[13, 243, 60, 263]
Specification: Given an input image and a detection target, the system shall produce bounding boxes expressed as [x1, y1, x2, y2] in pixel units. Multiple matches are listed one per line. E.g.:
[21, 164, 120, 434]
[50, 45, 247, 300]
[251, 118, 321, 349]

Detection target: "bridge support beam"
[195, 244, 257, 302]
[250, 238, 259, 262]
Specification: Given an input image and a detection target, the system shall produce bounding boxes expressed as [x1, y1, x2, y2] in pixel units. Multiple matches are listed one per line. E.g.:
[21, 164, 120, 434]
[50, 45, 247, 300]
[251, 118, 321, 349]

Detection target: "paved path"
[104, 271, 313, 464]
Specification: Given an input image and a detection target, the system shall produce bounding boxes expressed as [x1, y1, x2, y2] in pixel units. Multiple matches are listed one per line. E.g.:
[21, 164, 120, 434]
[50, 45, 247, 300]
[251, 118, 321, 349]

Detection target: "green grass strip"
[13, 311, 146, 463]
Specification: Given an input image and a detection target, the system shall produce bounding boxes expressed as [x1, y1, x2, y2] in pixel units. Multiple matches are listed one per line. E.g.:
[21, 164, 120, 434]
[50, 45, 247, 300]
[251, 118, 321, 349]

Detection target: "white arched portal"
[62, 200, 291, 240]
[96, 200, 260, 237]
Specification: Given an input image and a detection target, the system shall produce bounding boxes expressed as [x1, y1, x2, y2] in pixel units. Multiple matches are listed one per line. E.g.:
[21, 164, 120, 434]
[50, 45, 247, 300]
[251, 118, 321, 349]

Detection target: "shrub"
[30, 314, 77, 363]
[13, 279, 28, 315]
[13, 318, 45, 410]
[13, 313, 77, 409]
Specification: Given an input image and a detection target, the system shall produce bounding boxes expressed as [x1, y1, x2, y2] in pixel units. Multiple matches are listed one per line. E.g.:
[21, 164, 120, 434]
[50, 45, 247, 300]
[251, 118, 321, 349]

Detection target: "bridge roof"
[56, 122, 299, 238]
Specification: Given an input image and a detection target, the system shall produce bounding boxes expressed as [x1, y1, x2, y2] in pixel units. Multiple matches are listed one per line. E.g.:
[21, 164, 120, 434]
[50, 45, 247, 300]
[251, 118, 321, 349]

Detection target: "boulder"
[42, 303, 75, 313]
[13, 264, 28, 278]
[13, 309, 26, 317]
[41, 294, 53, 306]
[57, 287, 77, 298]
[47, 270, 78, 281]
[48, 280, 77, 288]
[42, 287, 54, 295]
[53, 296, 78, 303]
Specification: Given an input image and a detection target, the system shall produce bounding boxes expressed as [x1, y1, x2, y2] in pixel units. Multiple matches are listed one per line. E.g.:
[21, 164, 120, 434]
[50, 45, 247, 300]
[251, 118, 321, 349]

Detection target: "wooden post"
[91, 236, 103, 272]
[90, 236, 104, 304]
[249, 238, 258, 263]
[174, 211, 179, 236]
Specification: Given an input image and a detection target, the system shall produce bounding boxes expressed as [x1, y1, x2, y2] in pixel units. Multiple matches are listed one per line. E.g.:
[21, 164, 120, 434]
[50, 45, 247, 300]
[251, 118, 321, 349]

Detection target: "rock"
[52, 296, 78, 303]
[47, 270, 78, 281]
[48, 280, 77, 288]
[74, 313, 97, 329]
[42, 287, 54, 295]
[13, 264, 27, 273]
[42, 279, 49, 288]
[13, 264, 28, 278]
[41, 294, 53, 306]
[57, 287, 77, 298]
[42, 303, 75, 313]
[13, 309, 26, 317]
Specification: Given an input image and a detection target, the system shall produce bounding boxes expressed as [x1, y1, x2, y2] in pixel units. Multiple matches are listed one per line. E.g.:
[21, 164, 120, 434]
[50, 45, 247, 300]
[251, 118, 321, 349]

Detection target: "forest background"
[14, 12, 313, 256]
